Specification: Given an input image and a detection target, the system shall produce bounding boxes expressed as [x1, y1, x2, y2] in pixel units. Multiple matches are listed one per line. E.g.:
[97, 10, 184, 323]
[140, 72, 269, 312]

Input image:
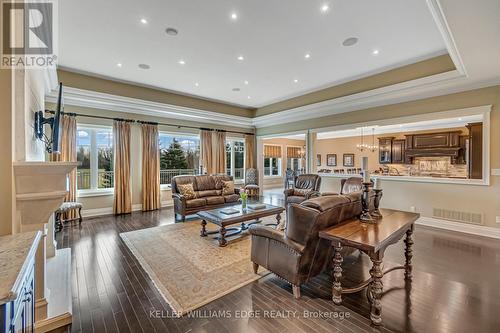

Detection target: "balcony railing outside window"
[77, 170, 114, 189]
[160, 169, 198, 185]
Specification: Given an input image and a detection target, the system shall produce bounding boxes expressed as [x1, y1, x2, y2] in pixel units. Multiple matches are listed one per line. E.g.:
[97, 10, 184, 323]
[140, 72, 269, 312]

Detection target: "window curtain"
[245, 134, 255, 169]
[264, 145, 281, 158]
[212, 131, 226, 174]
[59, 114, 77, 219]
[287, 146, 301, 159]
[113, 120, 132, 214]
[141, 123, 160, 211]
[200, 129, 212, 174]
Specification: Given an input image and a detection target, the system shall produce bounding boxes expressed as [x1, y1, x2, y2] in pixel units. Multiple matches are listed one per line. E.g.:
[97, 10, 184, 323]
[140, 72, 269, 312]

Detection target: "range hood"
[404, 131, 465, 164]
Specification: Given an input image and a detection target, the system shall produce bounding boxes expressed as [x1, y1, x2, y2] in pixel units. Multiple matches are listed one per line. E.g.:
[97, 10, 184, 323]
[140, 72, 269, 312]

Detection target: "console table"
[319, 208, 419, 326]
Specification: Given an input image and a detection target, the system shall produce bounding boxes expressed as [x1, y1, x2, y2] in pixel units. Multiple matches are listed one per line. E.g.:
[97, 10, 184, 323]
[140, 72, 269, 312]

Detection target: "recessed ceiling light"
[247, 96, 251, 99]
[117, 63, 122, 68]
[342, 37, 358, 46]
[230, 12, 238, 20]
[244, 80, 249, 85]
[195, 82, 199, 87]
[372, 49, 380, 55]
[165, 27, 178, 36]
[232, 87, 240, 92]
[178, 59, 186, 65]
[138, 64, 150, 69]
[237, 55, 244, 61]
[140, 18, 148, 24]
[293, 79, 299, 83]
[304, 53, 311, 59]
[321, 4, 330, 13]
[458, 117, 463, 121]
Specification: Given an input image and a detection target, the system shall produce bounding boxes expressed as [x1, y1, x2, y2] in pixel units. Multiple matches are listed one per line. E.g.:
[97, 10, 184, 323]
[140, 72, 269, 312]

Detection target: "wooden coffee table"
[319, 208, 420, 326]
[197, 203, 284, 247]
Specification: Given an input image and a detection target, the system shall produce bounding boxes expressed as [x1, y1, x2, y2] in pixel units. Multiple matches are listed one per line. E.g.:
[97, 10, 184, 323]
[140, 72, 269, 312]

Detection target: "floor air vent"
[432, 208, 483, 225]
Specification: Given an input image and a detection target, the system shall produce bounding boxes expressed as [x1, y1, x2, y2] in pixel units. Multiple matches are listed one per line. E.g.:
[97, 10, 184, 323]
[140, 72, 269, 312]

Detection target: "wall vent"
[432, 208, 484, 225]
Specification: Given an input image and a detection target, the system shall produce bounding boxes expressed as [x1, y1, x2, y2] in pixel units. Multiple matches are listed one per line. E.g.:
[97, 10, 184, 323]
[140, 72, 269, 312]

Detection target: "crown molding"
[426, 0, 467, 75]
[46, 87, 254, 129]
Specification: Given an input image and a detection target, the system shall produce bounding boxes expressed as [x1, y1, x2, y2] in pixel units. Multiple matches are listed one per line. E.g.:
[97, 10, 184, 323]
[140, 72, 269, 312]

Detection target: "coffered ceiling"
[58, 0, 447, 107]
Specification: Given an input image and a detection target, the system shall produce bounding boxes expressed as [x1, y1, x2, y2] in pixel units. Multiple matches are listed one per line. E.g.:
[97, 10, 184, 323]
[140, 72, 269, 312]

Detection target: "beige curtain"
[141, 124, 160, 211]
[200, 130, 212, 174]
[113, 120, 132, 214]
[60, 114, 77, 219]
[212, 131, 226, 174]
[287, 146, 301, 159]
[264, 145, 282, 158]
[245, 134, 255, 169]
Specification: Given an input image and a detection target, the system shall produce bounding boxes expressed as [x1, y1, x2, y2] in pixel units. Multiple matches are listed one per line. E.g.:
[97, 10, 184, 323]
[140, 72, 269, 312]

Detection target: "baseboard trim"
[416, 217, 500, 239]
[35, 312, 72, 333]
[82, 202, 173, 218]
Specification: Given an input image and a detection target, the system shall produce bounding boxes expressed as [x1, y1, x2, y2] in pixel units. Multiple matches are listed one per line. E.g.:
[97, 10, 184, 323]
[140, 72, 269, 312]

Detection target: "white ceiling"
[58, 0, 447, 108]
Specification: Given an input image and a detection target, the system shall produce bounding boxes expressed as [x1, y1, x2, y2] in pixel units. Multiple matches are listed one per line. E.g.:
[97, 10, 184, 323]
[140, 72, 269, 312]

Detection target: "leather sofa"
[249, 193, 366, 298]
[171, 174, 240, 221]
[283, 174, 322, 207]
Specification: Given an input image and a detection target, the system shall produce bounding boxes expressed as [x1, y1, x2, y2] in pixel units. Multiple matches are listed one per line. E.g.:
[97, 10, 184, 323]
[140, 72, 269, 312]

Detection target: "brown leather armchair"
[249, 194, 363, 298]
[283, 174, 321, 207]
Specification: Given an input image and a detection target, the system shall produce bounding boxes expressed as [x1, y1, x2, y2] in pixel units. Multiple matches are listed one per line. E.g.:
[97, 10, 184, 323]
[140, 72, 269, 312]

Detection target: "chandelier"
[356, 127, 379, 152]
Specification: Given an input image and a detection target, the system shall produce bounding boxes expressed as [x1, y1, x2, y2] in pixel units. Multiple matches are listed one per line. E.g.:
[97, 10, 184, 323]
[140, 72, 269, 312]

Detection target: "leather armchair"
[249, 194, 363, 298]
[284, 174, 322, 207]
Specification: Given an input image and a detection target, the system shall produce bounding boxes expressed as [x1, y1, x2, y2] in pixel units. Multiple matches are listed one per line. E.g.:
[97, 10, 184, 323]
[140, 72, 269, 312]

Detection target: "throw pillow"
[222, 180, 235, 195]
[178, 183, 197, 199]
[293, 188, 312, 197]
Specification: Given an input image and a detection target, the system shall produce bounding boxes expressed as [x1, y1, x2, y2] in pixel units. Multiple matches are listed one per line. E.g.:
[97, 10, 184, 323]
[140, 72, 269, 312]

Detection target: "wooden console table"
[319, 208, 419, 326]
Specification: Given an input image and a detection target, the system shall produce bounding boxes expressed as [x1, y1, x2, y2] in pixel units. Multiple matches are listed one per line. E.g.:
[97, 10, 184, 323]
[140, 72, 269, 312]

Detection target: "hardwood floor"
[56, 197, 500, 333]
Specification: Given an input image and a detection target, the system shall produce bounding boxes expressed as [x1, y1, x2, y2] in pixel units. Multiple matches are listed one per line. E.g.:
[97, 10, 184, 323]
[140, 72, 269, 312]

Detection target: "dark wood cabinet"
[466, 122, 483, 179]
[378, 137, 394, 164]
[404, 131, 464, 164]
[391, 140, 406, 164]
[378, 137, 405, 164]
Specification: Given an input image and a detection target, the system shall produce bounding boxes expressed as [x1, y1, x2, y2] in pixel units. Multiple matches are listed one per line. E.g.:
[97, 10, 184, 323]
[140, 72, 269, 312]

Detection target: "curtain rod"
[45, 110, 254, 136]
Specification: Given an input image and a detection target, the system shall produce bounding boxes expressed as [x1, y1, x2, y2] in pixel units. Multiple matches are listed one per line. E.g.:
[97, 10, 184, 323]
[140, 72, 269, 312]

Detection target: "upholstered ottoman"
[55, 202, 83, 231]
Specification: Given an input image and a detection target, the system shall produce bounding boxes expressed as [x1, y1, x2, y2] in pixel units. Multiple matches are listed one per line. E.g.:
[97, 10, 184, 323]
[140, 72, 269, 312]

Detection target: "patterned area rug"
[120, 218, 273, 316]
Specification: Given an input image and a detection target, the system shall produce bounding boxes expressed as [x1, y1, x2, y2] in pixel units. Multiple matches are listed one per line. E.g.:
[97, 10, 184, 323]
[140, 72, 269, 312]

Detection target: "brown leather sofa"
[283, 174, 322, 207]
[249, 193, 365, 298]
[171, 174, 240, 221]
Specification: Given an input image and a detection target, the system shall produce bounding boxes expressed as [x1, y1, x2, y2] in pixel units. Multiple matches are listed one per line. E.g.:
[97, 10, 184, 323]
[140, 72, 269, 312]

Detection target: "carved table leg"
[200, 219, 207, 237]
[369, 252, 384, 326]
[219, 226, 227, 247]
[404, 224, 414, 281]
[332, 242, 343, 305]
[276, 213, 281, 226]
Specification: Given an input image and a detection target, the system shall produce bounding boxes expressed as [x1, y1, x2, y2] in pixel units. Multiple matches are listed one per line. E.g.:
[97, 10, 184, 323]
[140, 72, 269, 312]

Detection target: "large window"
[159, 133, 200, 186]
[77, 126, 114, 191]
[226, 139, 245, 181]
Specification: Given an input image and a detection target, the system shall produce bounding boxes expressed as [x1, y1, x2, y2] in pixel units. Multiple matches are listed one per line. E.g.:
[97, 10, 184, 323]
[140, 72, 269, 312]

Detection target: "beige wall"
[261, 138, 306, 187]
[258, 85, 500, 228]
[0, 69, 14, 236]
[256, 54, 455, 116]
[58, 69, 255, 118]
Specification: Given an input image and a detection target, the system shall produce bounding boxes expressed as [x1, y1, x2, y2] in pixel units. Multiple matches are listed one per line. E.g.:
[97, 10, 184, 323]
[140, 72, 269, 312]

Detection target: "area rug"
[119, 218, 275, 316]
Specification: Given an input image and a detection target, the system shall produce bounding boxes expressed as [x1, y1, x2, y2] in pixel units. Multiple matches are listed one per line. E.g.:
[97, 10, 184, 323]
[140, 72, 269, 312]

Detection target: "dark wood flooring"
[56, 196, 500, 333]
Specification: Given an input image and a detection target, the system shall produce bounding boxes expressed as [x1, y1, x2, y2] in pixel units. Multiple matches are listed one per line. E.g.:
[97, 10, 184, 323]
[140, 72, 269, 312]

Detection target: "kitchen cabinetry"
[378, 137, 405, 164]
[466, 122, 483, 179]
[378, 137, 394, 164]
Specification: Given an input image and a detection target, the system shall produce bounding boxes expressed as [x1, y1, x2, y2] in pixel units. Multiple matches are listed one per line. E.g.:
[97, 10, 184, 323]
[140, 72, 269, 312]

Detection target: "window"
[287, 157, 302, 172]
[77, 126, 114, 192]
[263, 144, 282, 176]
[226, 139, 245, 181]
[159, 133, 200, 186]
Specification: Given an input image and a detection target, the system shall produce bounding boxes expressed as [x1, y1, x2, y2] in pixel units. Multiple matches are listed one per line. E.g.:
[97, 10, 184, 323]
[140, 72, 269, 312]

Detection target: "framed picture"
[316, 154, 321, 166]
[327, 154, 337, 166]
[343, 153, 355, 167]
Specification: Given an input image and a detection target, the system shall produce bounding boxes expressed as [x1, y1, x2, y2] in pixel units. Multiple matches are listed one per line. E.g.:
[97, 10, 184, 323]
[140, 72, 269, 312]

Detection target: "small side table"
[319, 208, 419, 326]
